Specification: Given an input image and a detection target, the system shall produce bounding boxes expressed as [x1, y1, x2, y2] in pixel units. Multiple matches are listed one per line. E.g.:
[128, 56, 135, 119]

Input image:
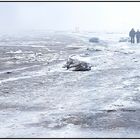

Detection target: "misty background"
[0, 2, 140, 32]
[1, 2, 140, 138]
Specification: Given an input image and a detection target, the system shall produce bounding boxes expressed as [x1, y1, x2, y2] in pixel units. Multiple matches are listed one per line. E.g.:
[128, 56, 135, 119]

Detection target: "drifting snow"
[0, 31, 140, 138]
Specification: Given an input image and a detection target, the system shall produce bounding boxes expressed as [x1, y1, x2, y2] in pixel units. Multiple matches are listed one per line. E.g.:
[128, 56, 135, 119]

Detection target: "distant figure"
[129, 28, 136, 43]
[136, 30, 140, 43]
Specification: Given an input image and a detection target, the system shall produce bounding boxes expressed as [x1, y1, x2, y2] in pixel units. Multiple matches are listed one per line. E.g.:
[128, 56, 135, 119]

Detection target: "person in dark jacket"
[129, 28, 136, 43]
[136, 30, 140, 43]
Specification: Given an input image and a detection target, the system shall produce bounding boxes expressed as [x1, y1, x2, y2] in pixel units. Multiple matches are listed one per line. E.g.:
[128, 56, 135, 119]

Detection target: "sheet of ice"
[0, 31, 140, 138]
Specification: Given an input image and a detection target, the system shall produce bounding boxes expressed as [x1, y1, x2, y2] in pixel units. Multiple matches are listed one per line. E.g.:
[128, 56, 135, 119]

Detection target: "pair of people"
[129, 28, 140, 44]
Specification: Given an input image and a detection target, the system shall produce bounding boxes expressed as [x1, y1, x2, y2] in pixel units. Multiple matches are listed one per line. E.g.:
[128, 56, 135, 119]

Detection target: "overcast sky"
[0, 2, 140, 32]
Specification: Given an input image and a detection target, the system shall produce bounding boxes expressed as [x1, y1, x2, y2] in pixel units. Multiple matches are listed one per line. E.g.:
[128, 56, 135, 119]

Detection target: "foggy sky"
[0, 2, 140, 32]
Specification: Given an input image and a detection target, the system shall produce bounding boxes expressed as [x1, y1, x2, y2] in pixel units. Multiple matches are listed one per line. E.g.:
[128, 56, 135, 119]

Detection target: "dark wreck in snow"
[63, 57, 91, 71]
[89, 37, 100, 43]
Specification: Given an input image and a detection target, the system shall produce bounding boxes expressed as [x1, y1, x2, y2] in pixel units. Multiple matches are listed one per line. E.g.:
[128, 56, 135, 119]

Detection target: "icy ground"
[0, 30, 140, 138]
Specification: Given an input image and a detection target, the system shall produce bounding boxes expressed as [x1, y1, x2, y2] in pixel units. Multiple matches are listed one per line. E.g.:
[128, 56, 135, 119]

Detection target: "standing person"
[129, 28, 136, 43]
[136, 30, 140, 43]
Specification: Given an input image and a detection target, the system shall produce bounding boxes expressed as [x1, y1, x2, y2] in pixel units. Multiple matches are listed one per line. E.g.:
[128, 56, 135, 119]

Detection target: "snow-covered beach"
[0, 30, 140, 138]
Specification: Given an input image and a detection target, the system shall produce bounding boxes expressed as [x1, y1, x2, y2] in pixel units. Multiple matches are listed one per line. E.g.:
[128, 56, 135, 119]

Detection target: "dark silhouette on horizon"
[129, 28, 136, 43]
[136, 29, 140, 43]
